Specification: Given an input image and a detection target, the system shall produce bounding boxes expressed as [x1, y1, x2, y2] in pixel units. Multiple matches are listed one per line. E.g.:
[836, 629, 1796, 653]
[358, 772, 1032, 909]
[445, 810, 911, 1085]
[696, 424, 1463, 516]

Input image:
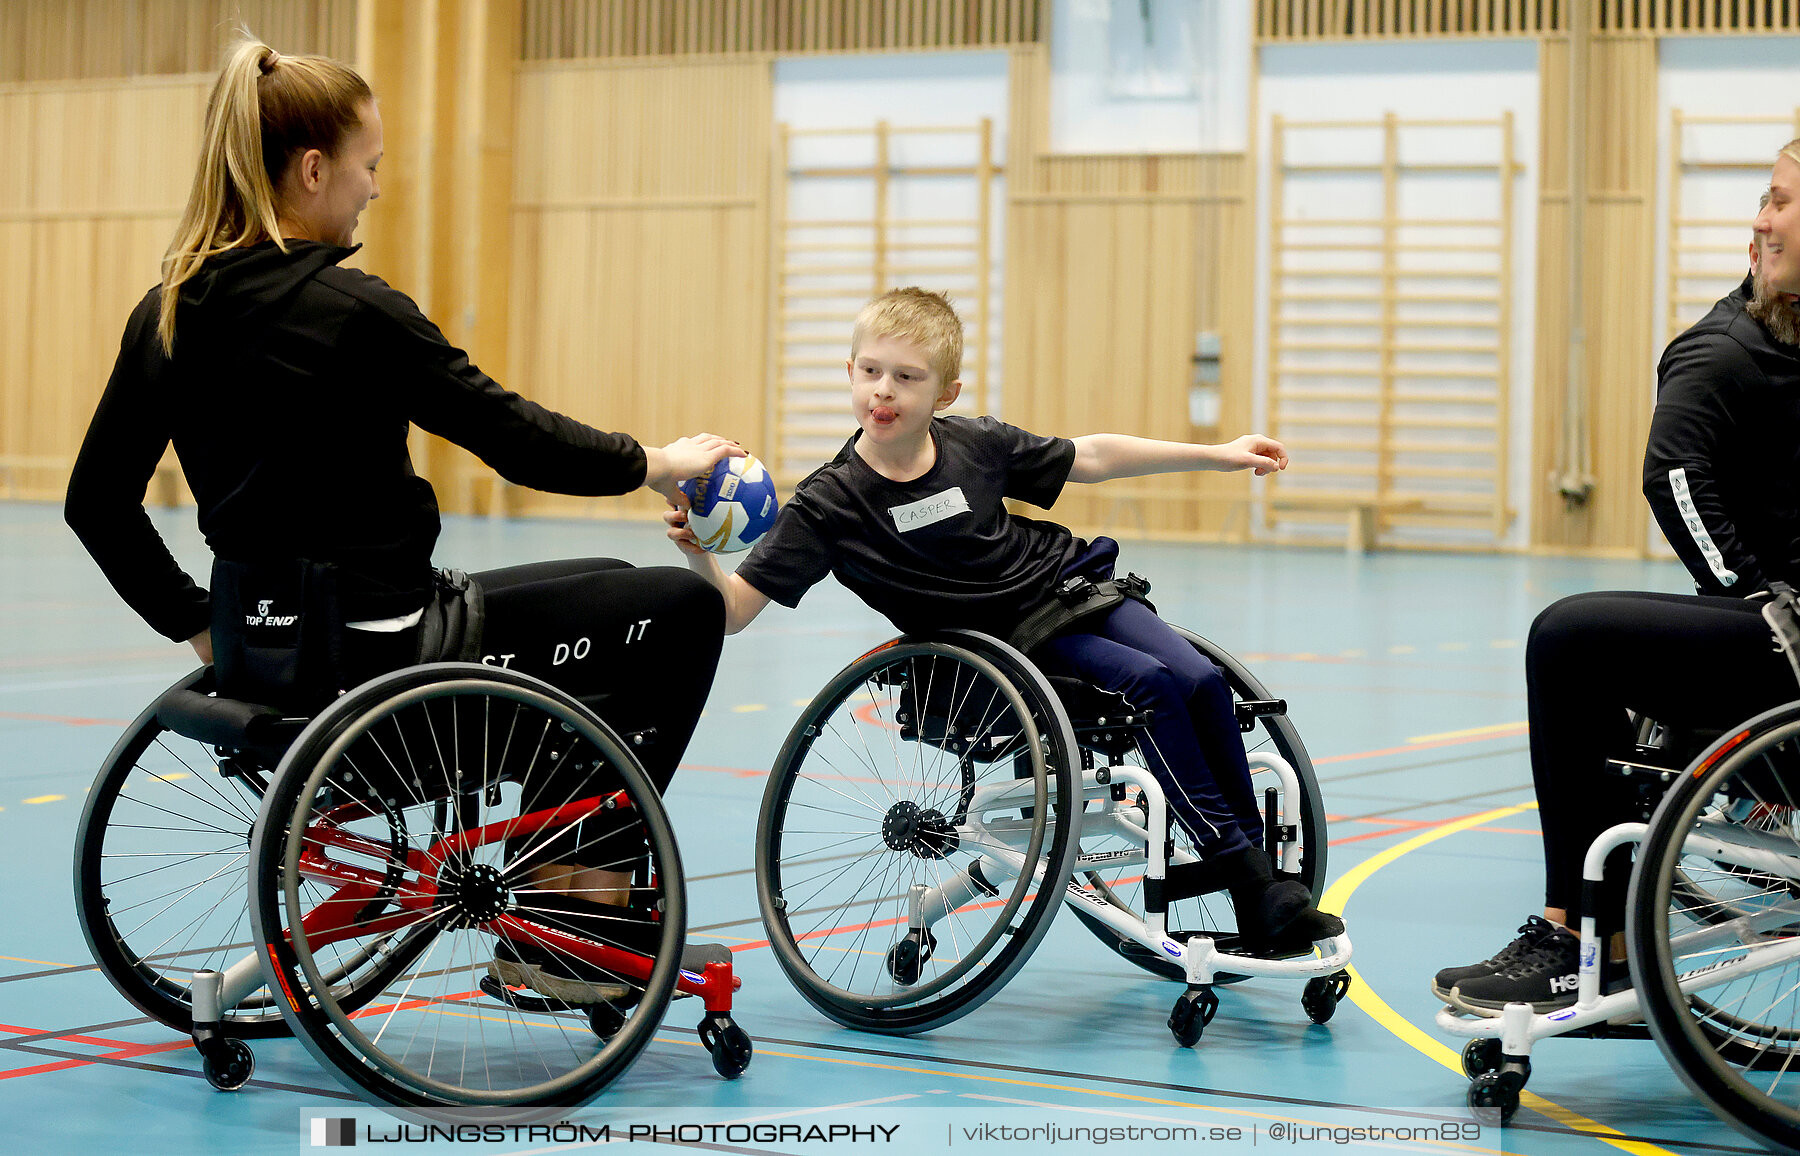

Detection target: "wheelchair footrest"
[1548, 1020, 1652, 1041]
[479, 974, 644, 1015]
[1182, 931, 1324, 963]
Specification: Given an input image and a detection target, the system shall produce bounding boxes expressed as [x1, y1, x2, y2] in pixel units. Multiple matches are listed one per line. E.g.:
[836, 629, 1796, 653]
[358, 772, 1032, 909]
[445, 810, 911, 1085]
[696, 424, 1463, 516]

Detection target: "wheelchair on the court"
[1437, 587, 1800, 1152]
[752, 622, 1353, 1045]
[74, 660, 750, 1113]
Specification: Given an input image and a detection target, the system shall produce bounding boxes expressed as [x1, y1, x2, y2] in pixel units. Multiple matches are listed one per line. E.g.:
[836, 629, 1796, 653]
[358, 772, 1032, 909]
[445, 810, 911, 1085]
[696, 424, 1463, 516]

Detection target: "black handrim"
[1631, 704, 1800, 1152]
[756, 635, 1079, 1034]
[249, 663, 685, 1109]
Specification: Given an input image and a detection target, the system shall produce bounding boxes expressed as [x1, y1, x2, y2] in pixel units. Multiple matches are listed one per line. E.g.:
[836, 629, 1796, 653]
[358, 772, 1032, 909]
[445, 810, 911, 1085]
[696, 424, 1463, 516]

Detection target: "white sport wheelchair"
[1438, 587, 1800, 1152]
[753, 627, 1352, 1044]
[74, 661, 750, 1114]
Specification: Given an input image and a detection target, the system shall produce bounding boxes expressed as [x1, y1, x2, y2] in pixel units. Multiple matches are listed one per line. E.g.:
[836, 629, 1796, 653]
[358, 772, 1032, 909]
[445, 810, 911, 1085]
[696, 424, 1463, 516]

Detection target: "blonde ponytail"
[157, 35, 370, 355]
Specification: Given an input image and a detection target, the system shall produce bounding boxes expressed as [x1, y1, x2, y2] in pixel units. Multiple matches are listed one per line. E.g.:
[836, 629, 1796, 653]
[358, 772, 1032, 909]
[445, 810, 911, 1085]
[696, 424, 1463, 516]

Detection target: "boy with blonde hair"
[669, 287, 1339, 942]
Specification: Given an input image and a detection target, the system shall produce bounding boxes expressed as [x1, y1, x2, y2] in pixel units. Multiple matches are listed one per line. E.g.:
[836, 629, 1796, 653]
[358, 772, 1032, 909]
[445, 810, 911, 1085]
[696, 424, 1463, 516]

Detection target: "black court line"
[703, 1028, 1756, 1155]
[0, 962, 102, 984]
[6, 1017, 1746, 1153]
[3, 1040, 357, 1098]
[1345, 784, 1540, 823]
[0, 1015, 159, 1047]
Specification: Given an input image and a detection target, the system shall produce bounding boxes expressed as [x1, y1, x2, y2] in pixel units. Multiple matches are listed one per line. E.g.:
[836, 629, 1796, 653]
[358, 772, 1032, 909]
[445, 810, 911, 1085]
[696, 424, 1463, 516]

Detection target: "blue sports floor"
[1, 500, 1751, 1155]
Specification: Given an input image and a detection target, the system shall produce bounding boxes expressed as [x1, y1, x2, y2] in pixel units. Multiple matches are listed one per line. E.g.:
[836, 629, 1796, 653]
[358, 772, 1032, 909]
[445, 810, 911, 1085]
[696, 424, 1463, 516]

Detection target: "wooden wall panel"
[1256, 0, 1566, 41]
[520, 0, 1044, 60]
[506, 58, 772, 521]
[0, 0, 357, 82]
[0, 77, 207, 500]
[1255, 0, 1800, 40]
[1530, 35, 1656, 553]
[1006, 152, 1254, 541]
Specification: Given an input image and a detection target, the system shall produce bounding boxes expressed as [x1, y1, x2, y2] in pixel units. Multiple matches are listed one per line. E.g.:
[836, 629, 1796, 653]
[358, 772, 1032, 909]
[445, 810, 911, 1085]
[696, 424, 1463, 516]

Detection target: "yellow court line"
[0, 955, 75, 968]
[1407, 721, 1529, 744]
[1320, 801, 1679, 1156]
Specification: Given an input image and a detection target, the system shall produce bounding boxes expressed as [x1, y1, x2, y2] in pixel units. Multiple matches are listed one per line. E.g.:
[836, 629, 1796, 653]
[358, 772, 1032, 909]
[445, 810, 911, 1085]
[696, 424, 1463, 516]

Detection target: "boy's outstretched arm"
[663, 505, 772, 635]
[1067, 433, 1288, 484]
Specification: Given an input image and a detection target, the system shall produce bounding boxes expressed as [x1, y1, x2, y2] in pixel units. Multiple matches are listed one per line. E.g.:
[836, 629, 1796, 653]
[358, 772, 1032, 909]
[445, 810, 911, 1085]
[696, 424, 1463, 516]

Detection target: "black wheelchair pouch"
[210, 561, 486, 713]
[1006, 572, 1155, 657]
[417, 568, 486, 665]
[209, 557, 348, 711]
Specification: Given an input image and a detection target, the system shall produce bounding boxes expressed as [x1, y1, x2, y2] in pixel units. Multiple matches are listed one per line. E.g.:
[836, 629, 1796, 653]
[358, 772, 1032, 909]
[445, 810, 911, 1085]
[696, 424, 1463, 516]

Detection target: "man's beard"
[1749, 268, 1800, 346]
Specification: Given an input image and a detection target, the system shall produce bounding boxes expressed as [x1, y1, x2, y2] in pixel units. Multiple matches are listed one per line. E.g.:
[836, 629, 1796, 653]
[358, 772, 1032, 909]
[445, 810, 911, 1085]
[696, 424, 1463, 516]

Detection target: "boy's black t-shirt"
[735, 415, 1083, 636]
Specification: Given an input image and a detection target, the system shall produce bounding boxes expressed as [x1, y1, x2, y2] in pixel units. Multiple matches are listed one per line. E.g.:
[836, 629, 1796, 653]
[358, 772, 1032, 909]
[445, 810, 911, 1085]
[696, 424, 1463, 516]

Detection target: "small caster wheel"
[1168, 987, 1219, 1048]
[1461, 1037, 1503, 1079]
[588, 1002, 627, 1040]
[885, 929, 934, 985]
[1467, 1069, 1525, 1126]
[201, 1038, 254, 1091]
[698, 1015, 753, 1080]
[1301, 971, 1351, 1024]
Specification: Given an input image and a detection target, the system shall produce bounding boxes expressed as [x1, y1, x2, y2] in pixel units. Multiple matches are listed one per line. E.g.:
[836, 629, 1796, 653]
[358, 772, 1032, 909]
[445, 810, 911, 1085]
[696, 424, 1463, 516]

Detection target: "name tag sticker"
[889, 488, 970, 532]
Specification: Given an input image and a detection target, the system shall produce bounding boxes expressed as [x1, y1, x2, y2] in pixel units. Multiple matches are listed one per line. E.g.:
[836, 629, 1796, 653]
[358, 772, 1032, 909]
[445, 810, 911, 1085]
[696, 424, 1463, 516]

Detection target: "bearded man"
[1428, 143, 1800, 1017]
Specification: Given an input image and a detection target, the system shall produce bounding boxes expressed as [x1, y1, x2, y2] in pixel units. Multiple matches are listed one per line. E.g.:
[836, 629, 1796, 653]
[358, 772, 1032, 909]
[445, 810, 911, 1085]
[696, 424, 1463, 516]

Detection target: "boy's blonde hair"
[852, 287, 964, 384]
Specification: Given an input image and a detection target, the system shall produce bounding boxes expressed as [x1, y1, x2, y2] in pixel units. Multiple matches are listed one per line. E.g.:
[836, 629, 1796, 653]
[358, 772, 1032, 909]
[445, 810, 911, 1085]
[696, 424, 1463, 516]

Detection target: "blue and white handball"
[679, 453, 779, 554]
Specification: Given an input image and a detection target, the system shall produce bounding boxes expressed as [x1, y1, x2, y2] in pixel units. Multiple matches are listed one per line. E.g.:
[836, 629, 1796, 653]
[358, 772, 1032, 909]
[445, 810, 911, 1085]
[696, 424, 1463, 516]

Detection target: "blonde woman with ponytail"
[65, 36, 740, 1002]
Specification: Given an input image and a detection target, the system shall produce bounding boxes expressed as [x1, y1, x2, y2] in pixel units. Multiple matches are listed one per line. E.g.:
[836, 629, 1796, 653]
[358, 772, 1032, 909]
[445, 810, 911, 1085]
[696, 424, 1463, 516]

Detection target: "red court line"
[680, 763, 771, 780]
[1330, 816, 1537, 848]
[0, 1024, 192, 1082]
[1, 1022, 133, 1048]
[0, 993, 486, 1084]
[1313, 725, 1529, 766]
[0, 1058, 90, 1080]
[731, 801, 1538, 956]
[680, 720, 1536, 781]
[0, 710, 128, 727]
[0, 647, 174, 671]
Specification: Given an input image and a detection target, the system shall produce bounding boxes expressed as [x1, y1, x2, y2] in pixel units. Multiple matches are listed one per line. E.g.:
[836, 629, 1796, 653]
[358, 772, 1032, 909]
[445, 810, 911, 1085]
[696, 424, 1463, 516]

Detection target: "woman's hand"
[189, 630, 214, 665]
[643, 433, 744, 502]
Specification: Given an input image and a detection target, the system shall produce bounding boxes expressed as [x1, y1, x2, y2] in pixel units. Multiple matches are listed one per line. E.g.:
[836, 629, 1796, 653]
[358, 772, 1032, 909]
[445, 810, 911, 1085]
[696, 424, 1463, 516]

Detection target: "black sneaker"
[487, 938, 630, 1004]
[1447, 921, 1582, 1015]
[1430, 916, 1566, 1002]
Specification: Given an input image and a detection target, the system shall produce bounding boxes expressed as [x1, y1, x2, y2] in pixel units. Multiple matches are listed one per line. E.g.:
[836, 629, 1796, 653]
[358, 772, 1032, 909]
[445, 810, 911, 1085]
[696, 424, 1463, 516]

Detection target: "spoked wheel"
[75, 669, 290, 1036]
[1063, 628, 1329, 980]
[249, 663, 685, 1111]
[756, 631, 1080, 1035]
[75, 669, 444, 1037]
[1629, 702, 1800, 1152]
